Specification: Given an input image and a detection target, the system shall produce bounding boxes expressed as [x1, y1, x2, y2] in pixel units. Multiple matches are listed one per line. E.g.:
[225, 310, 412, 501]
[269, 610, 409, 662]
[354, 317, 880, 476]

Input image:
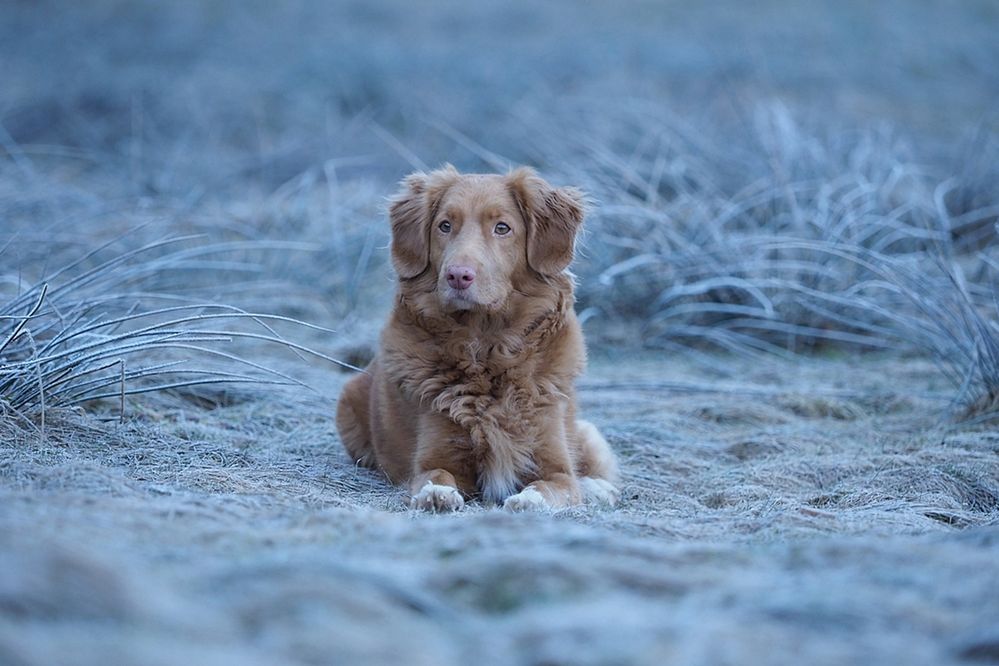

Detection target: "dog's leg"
[574, 419, 620, 506]
[503, 415, 582, 512]
[503, 472, 581, 512]
[409, 468, 465, 512]
[335, 371, 375, 468]
[408, 414, 475, 513]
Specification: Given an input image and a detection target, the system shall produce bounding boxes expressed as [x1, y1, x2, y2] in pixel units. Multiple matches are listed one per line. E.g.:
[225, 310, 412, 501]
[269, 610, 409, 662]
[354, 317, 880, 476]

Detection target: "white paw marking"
[502, 486, 550, 512]
[410, 482, 465, 513]
[579, 477, 620, 507]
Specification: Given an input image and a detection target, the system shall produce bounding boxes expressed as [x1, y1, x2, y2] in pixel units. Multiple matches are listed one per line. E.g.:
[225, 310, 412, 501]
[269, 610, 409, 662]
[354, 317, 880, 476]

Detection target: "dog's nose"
[446, 265, 476, 290]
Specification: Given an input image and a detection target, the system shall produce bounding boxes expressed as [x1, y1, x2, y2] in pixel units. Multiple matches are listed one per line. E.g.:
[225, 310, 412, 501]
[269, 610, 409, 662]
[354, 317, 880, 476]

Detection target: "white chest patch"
[479, 459, 523, 505]
[477, 429, 538, 505]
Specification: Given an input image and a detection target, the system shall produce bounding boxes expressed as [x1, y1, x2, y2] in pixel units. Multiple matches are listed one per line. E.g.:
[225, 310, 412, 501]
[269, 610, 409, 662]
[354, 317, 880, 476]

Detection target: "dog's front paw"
[502, 486, 550, 512]
[579, 477, 620, 506]
[410, 481, 465, 513]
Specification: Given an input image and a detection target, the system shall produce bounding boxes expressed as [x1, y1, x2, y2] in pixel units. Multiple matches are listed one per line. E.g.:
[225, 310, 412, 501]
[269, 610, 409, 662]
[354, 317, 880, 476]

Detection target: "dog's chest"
[393, 331, 561, 503]
[457, 345, 541, 499]
[439, 337, 538, 401]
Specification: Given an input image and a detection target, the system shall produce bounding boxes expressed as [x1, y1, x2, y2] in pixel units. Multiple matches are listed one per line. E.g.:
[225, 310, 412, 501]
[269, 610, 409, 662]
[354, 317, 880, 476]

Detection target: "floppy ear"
[389, 165, 459, 279]
[389, 173, 430, 279]
[506, 167, 585, 276]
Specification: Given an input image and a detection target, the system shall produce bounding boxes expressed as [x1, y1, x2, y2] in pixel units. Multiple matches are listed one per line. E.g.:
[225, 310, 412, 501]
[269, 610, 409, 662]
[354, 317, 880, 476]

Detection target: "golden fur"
[336, 165, 619, 511]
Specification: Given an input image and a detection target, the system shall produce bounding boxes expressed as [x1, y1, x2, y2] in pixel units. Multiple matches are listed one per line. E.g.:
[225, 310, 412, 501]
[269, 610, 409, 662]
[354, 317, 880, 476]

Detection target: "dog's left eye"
[494, 222, 511, 235]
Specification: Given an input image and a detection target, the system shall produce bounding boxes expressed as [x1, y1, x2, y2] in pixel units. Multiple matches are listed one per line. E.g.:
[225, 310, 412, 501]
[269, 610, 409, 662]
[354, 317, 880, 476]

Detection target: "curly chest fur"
[432, 339, 563, 429]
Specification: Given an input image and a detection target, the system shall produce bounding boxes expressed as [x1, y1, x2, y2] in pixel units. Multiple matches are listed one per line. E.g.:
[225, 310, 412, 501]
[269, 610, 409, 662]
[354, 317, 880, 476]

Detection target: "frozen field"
[2, 350, 998, 665]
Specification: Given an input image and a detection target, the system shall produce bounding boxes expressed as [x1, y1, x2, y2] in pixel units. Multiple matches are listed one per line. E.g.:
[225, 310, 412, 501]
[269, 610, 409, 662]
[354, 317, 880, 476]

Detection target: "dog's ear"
[506, 167, 585, 276]
[389, 165, 459, 279]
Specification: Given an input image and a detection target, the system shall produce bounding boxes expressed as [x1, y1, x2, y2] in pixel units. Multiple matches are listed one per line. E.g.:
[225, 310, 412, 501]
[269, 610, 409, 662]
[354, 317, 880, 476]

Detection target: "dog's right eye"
[438, 220, 451, 233]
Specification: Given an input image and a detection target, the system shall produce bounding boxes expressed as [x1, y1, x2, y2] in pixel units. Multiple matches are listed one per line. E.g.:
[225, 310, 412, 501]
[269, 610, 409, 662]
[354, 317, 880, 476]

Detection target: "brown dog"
[336, 165, 619, 511]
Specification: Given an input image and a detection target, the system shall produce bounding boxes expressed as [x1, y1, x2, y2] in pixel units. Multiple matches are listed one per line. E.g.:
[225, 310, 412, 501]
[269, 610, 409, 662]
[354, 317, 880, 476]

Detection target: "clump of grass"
[507, 103, 999, 417]
[521, 106, 898, 317]
[820, 246, 999, 421]
[0, 236, 357, 427]
[945, 129, 999, 251]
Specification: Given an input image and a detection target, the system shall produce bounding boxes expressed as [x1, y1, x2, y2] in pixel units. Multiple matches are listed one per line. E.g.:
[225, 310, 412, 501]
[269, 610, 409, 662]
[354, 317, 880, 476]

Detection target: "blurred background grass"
[1, 0, 998, 414]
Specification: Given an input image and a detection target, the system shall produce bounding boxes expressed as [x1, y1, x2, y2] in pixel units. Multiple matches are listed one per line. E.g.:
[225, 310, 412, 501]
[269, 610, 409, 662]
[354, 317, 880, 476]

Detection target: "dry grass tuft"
[0, 237, 359, 427]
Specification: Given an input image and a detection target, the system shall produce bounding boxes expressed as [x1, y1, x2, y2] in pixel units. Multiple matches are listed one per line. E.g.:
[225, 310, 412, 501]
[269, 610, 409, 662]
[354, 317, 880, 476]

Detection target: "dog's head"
[389, 165, 585, 313]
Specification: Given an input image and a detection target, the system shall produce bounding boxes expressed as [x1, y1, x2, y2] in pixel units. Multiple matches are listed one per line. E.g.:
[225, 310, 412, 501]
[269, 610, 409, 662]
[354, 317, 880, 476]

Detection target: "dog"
[336, 165, 619, 512]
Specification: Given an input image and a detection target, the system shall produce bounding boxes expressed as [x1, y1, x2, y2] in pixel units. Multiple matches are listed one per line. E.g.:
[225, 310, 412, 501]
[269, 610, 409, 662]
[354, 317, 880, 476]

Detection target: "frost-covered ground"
[3, 350, 998, 665]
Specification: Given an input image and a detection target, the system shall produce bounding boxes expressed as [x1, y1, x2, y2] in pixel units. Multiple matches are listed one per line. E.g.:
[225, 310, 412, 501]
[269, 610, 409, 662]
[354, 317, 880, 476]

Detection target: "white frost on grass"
[1, 353, 997, 665]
